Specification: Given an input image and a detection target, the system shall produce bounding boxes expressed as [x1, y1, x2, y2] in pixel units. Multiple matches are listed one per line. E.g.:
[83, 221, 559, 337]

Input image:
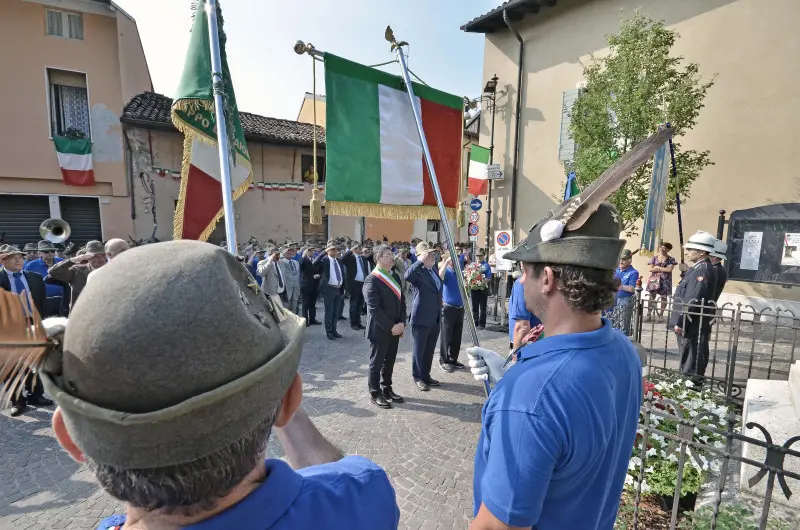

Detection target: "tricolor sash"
[372, 268, 401, 299]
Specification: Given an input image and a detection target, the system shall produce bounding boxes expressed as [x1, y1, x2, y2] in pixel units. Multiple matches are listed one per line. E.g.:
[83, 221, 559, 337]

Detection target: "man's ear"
[541, 266, 558, 295]
[52, 408, 86, 463]
[275, 373, 303, 428]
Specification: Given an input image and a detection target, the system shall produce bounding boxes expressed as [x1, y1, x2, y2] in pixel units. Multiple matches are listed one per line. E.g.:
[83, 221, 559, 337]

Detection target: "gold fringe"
[172, 135, 194, 240]
[326, 201, 455, 220]
[309, 187, 323, 225]
[456, 201, 465, 227]
[309, 56, 323, 225]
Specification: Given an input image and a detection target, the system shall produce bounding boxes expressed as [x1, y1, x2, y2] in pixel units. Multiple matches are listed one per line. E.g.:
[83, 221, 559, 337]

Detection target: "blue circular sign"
[496, 232, 510, 246]
[470, 198, 483, 211]
[468, 223, 479, 236]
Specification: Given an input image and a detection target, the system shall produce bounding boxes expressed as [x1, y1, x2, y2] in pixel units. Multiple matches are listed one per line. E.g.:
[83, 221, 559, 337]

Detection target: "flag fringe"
[326, 201, 456, 220]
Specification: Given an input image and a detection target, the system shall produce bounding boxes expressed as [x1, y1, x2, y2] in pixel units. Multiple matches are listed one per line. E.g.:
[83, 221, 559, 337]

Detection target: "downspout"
[122, 125, 136, 221]
[503, 9, 524, 233]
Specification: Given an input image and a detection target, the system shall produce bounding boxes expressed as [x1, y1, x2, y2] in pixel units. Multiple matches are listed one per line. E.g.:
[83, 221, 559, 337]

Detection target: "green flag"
[172, 0, 252, 241]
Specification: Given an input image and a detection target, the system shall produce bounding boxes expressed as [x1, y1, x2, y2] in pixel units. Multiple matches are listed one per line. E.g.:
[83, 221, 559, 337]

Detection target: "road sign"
[470, 198, 483, 211]
[469, 211, 480, 223]
[494, 230, 513, 271]
[487, 164, 503, 180]
[468, 223, 479, 236]
[469, 235, 478, 242]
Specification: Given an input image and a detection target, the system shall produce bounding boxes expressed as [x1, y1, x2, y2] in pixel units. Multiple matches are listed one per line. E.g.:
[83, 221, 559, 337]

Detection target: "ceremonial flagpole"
[205, 0, 238, 254]
[387, 28, 489, 397]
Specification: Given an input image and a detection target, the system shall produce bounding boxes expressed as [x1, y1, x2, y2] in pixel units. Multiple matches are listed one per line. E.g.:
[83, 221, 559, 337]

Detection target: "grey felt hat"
[83, 240, 105, 255]
[23, 242, 37, 252]
[504, 202, 625, 270]
[41, 240, 304, 469]
[37, 240, 56, 252]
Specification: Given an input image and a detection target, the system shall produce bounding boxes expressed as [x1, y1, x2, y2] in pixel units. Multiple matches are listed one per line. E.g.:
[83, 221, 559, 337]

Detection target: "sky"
[116, 0, 498, 121]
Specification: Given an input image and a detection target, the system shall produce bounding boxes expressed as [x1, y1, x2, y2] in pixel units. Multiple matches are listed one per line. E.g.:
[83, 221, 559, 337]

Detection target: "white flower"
[641, 480, 651, 492]
[685, 380, 695, 388]
[667, 453, 678, 463]
[646, 447, 657, 458]
[645, 466, 654, 474]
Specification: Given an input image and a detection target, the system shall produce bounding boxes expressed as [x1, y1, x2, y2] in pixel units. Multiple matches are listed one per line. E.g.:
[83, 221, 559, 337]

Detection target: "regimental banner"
[640, 136, 671, 255]
[323, 53, 462, 219]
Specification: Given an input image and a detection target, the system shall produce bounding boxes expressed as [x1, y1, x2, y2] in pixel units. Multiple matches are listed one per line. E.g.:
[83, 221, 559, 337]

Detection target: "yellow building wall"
[479, 0, 800, 302]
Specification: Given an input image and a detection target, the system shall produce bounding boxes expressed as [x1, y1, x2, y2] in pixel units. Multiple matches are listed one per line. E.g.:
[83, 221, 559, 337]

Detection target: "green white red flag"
[468, 145, 490, 196]
[171, 0, 252, 241]
[53, 136, 95, 186]
[324, 54, 462, 219]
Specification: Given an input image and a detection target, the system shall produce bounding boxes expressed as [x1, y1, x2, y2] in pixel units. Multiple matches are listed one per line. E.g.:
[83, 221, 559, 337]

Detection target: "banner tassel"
[309, 52, 323, 225]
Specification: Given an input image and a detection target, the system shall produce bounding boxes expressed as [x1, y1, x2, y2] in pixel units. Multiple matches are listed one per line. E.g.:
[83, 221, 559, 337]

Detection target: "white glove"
[467, 346, 507, 386]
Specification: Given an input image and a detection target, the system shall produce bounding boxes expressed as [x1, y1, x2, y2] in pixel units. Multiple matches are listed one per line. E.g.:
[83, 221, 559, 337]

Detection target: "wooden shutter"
[558, 88, 582, 162]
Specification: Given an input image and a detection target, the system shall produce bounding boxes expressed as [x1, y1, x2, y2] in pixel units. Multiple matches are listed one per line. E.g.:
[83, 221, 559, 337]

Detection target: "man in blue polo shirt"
[467, 202, 643, 530]
[507, 272, 542, 351]
[438, 255, 465, 372]
[611, 249, 639, 336]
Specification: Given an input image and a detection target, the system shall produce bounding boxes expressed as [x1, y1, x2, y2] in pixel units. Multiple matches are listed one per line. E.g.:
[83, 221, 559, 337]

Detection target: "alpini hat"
[23, 242, 38, 253]
[415, 241, 433, 257]
[83, 240, 105, 256]
[41, 240, 304, 469]
[37, 240, 57, 252]
[504, 127, 674, 271]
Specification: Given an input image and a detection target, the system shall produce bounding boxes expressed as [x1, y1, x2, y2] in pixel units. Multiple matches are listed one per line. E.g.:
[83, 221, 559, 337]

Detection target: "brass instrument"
[39, 218, 71, 244]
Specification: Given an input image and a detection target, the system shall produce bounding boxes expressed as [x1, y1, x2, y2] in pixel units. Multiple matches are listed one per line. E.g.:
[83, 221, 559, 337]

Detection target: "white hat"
[711, 239, 727, 259]
[684, 231, 716, 253]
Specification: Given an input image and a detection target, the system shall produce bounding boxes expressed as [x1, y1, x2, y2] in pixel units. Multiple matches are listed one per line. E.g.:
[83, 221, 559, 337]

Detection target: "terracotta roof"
[121, 92, 325, 147]
[461, 0, 559, 33]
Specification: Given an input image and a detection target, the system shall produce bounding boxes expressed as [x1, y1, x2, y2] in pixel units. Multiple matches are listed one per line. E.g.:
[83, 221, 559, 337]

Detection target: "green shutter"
[558, 88, 582, 162]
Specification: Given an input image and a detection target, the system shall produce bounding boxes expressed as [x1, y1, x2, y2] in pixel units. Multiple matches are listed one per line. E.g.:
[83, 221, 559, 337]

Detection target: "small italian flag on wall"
[53, 136, 95, 186]
[468, 145, 490, 196]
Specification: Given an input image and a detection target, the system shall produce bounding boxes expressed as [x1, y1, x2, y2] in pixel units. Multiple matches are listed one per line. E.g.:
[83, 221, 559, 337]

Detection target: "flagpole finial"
[384, 26, 407, 52]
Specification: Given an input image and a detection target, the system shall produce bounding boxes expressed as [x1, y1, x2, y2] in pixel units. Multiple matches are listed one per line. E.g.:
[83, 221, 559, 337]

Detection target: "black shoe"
[309, 320, 322, 326]
[451, 361, 465, 369]
[27, 396, 54, 407]
[333, 332, 344, 338]
[10, 404, 27, 417]
[357, 324, 366, 330]
[371, 394, 392, 408]
[415, 380, 430, 391]
[327, 333, 337, 340]
[439, 361, 455, 373]
[306, 322, 312, 327]
[338, 316, 347, 321]
[423, 377, 440, 387]
[351, 325, 362, 331]
[383, 388, 404, 403]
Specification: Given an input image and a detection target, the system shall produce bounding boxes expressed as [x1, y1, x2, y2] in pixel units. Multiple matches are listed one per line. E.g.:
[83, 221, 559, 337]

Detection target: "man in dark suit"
[363, 245, 406, 408]
[404, 242, 443, 391]
[299, 244, 322, 326]
[313, 241, 345, 340]
[0, 245, 54, 417]
[341, 242, 372, 331]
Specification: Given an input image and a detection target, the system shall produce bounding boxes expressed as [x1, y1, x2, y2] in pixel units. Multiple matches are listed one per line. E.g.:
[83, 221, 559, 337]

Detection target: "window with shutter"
[557, 88, 583, 162]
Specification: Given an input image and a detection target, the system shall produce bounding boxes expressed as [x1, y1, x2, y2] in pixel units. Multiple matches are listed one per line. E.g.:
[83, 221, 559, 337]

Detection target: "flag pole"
[388, 29, 489, 397]
[205, 0, 237, 255]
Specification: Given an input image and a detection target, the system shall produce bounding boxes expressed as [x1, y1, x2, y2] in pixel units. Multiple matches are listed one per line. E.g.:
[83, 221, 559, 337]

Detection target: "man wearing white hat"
[710, 240, 728, 302]
[668, 231, 718, 383]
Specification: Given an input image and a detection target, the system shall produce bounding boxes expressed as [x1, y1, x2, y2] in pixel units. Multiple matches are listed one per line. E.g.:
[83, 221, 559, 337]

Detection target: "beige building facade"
[0, 0, 152, 245]
[463, 0, 800, 305]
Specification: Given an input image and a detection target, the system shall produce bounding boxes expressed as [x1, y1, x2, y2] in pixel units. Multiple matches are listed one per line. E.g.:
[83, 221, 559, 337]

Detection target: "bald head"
[105, 239, 130, 260]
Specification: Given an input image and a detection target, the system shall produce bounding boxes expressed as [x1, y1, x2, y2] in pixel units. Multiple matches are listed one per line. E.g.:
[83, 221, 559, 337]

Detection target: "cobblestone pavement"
[0, 304, 511, 530]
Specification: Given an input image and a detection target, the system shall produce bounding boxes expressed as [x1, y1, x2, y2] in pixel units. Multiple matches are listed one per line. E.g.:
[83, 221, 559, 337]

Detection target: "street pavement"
[0, 305, 511, 530]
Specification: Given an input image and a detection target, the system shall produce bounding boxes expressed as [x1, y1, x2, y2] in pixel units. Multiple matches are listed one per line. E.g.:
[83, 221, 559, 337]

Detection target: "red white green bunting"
[371, 268, 401, 299]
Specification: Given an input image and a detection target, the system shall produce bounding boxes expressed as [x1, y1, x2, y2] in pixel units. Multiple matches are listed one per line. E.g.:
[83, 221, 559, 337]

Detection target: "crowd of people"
[0, 237, 130, 416]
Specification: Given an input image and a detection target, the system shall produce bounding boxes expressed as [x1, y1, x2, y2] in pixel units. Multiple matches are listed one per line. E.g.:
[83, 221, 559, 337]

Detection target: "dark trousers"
[412, 324, 439, 382]
[679, 327, 711, 378]
[440, 304, 464, 365]
[471, 289, 488, 328]
[368, 333, 400, 394]
[300, 284, 317, 323]
[322, 285, 343, 334]
[349, 281, 364, 325]
[9, 372, 44, 408]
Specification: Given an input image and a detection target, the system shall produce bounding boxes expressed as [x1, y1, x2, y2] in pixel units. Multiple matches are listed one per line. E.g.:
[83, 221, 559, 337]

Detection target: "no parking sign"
[468, 223, 479, 236]
[494, 230, 513, 271]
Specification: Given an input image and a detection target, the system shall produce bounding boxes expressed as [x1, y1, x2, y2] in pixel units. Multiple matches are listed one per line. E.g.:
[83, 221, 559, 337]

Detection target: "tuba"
[39, 218, 71, 244]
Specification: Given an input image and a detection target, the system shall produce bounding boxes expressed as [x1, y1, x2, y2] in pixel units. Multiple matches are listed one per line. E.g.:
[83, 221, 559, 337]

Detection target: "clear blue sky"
[116, 0, 497, 120]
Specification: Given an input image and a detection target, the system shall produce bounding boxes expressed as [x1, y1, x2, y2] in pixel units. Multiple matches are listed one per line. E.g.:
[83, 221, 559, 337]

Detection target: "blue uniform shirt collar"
[517, 318, 615, 362]
[185, 459, 302, 530]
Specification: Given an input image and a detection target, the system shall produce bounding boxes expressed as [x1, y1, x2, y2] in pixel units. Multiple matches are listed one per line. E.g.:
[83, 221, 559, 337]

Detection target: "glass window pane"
[58, 85, 91, 137]
[46, 10, 63, 37]
[68, 14, 83, 40]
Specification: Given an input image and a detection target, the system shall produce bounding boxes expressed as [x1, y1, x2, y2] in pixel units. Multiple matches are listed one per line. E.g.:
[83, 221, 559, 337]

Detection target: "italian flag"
[468, 145, 489, 196]
[53, 136, 95, 186]
[171, 0, 252, 241]
[324, 54, 462, 219]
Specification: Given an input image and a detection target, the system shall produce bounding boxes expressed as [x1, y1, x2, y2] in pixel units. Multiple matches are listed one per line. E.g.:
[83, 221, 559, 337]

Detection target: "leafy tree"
[569, 11, 715, 235]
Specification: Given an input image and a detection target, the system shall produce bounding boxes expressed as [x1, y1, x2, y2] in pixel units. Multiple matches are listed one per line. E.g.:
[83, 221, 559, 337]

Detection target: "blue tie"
[429, 268, 441, 291]
[12, 272, 32, 314]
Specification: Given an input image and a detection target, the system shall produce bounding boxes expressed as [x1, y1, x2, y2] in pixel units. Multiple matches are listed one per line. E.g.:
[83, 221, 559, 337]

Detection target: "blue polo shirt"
[96, 456, 399, 530]
[614, 265, 639, 299]
[441, 267, 463, 307]
[507, 278, 541, 343]
[24, 257, 64, 298]
[473, 319, 642, 529]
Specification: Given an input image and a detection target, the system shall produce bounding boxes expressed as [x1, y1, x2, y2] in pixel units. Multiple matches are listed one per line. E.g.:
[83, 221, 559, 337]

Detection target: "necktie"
[333, 259, 342, 284]
[429, 269, 441, 291]
[358, 256, 365, 278]
[12, 272, 31, 315]
[276, 263, 284, 289]
[290, 261, 296, 273]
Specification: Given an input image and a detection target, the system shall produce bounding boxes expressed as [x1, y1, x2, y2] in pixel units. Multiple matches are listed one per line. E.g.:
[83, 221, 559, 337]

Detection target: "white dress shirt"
[328, 257, 342, 287]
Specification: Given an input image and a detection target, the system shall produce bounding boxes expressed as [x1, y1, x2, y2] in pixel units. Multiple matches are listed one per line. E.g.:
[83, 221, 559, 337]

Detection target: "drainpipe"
[503, 9, 524, 234]
[122, 125, 136, 221]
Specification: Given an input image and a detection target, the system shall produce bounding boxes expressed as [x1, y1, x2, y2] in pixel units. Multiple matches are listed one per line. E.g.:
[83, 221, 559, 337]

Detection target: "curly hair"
[531, 263, 617, 313]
